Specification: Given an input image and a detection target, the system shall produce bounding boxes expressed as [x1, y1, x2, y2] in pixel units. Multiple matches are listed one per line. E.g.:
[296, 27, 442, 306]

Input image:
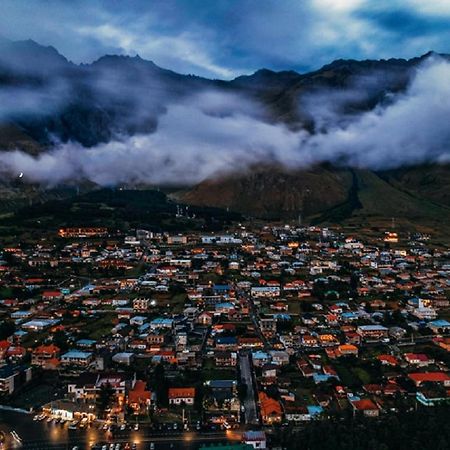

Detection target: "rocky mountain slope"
[0, 37, 449, 227]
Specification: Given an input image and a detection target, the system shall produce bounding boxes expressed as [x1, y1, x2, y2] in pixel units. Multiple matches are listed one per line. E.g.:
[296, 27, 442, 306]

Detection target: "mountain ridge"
[0, 38, 449, 229]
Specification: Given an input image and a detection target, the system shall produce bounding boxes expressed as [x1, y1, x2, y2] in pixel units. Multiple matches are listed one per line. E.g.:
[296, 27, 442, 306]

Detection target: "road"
[239, 351, 259, 426]
[0, 410, 237, 450]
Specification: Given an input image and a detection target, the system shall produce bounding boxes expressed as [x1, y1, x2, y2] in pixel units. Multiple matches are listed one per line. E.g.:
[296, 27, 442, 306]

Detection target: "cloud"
[0, 57, 449, 186]
[0, 1, 449, 77]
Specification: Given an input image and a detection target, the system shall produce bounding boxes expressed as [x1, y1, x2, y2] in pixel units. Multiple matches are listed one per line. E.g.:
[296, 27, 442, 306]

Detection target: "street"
[238, 351, 259, 426]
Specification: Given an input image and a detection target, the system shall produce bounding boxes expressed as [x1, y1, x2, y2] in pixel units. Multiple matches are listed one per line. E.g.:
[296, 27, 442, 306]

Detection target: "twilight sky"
[0, 0, 449, 79]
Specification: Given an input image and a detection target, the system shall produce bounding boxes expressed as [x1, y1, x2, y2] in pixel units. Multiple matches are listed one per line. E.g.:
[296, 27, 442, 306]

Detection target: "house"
[416, 389, 450, 406]
[252, 351, 270, 367]
[42, 290, 63, 301]
[133, 298, 151, 312]
[128, 380, 152, 413]
[336, 344, 359, 357]
[269, 350, 289, 366]
[242, 431, 267, 449]
[150, 318, 173, 330]
[258, 391, 282, 424]
[68, 372, 128, 401]
[168, 387, 196, 405]
[404, 353, 433, 367]
[31, 344, 60, 368]
[112, 352, 135, 366]
[216, 336, 238, 351]
[351, 399, 380, 417]
[0, 365, 32, 395]
[357, 325, 388, 341]
[408, 372, 450, 387]
[197, 312, 214, 326]
[61, 350, 93, 367]
[377, 354, 399, 366]
[284, 405, 311, 422]
[44, 399, 96, 422]
[238, 337, 263, 349]
[214, 351, 237, 367]
[412, 307, 437, 321]
[429, 319, 450, 334]
[21, 319, 57, 332]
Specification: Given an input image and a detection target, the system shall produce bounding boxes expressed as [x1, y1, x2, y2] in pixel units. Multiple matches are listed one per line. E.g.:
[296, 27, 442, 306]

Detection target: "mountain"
[177, 165, 353, 219]
[0, 38, 445, 148]
[0, 38, 449, 231]
[176, 165, 450, 225]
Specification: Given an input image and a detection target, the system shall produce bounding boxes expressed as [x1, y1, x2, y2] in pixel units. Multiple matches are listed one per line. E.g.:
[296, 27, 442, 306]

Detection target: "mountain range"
[0, 37, 449, 230]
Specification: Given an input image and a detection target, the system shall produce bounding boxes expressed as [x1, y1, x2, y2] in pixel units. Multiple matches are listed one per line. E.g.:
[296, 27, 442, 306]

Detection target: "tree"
[96, 383, 115, 418]
[153, 363, 168, 407]
[0, 321, 15, 340]
[52, 330, 69, 352]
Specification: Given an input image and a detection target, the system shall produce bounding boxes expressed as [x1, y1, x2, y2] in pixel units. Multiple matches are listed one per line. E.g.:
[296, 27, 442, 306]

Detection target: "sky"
[0, 0, 450, 79]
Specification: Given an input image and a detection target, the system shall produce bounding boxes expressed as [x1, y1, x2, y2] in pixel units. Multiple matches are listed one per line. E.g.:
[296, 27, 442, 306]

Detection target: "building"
[43, 399, 96, 422]
[356, 325, 388, 341]
[242, 431, 267, 449]
[408, 372, 450, 387]
[258, 391, 282, 424]
[404, 353, 433, 367]
[168, 387, 196, 405]
[31, 344, 60, 368]
[429, 319, 450, 334]
[58, 227, 108, 238]
[133, 298, 151, 312]
[351, 399, 380, 417]
[0, 365, 32, 395]
[61, 350, 93, 367]
[128, 380, 152, 413]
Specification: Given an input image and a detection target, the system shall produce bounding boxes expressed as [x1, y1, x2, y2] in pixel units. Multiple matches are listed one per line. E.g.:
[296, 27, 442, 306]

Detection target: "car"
[120, 424, 126, 431]
[101, 445, 107, 450]
[173, 423, 177, 430]
[109, 444, 115, 450]
[72, 446, 79, 450]
[133, 424, 139, 431]
[115, 444, 121, 450]
[149, 444, 155, 450]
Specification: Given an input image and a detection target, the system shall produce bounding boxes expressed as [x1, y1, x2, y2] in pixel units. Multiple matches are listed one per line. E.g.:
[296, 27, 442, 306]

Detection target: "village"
[0, 223, 450, 450]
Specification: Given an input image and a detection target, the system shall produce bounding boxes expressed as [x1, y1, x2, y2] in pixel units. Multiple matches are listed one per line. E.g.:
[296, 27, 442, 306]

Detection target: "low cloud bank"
[0, 57, 449, 186]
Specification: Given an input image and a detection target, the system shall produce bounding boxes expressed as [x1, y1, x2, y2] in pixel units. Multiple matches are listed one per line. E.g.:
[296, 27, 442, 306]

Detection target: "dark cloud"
[0, 1, 449, 78]
[0, 57, 449, 186]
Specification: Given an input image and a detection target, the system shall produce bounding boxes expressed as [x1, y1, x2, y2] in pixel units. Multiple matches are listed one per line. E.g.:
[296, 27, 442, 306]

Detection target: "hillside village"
[1, 223, 450, 448]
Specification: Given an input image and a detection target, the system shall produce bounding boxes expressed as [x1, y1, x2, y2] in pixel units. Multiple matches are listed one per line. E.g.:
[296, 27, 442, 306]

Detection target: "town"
[0, 222, 449, 450]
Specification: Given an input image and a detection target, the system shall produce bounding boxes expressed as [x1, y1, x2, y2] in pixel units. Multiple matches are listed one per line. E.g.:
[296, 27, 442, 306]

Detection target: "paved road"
[239, 351, 259, 425]
[0, 410, 236, 450]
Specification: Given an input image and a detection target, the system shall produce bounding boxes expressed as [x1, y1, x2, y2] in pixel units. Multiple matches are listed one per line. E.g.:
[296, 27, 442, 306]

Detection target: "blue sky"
[0, 0, 449, 78]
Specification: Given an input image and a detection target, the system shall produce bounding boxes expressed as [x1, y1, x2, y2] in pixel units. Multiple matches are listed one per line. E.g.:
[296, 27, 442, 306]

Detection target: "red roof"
[259, 391, 282, 416]
[33, 344, 60, 355]
[168, 387, 195, 399]
[352, 399, 379, 411]
[409, 372, 450, 384]
[377, 354, 398, 366]
[404, 353, 429, 362]
[42, 291, 62, 297]
[128, 380, 151, 404]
